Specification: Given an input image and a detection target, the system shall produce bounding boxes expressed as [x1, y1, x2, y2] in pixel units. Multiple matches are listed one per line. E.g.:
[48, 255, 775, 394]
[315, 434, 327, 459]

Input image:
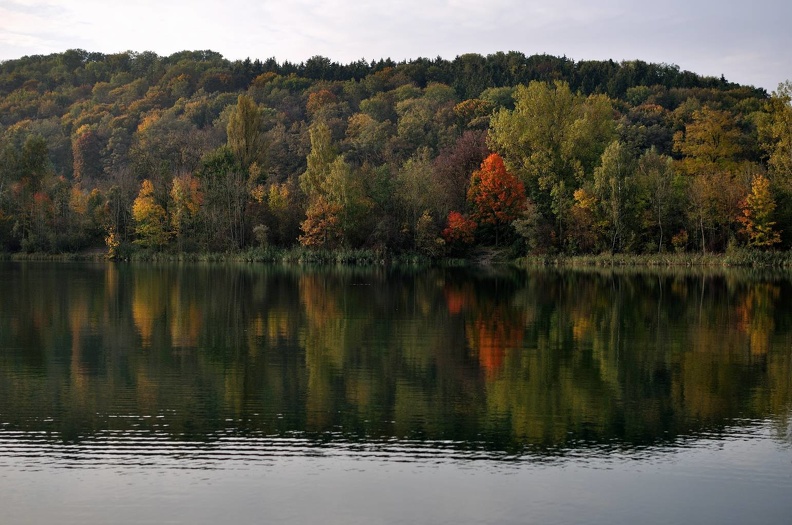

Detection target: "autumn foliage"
[1, 49, 789, 257]
[738, 174, 781, 248]
[442, 211, 477, 246]
[467, 153, 526, 244]
[299, 195, 342, 248]
[132, 180, 170, 249]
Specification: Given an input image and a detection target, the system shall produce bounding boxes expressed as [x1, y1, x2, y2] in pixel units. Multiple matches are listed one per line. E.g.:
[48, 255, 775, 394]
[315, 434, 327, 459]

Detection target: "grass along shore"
[516, 249, 792, 268]
[4, 246, 792, 269]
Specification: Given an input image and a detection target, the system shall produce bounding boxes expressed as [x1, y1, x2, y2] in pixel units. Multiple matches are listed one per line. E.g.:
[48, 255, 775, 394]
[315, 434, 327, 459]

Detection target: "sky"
[0, 0, 789, 92]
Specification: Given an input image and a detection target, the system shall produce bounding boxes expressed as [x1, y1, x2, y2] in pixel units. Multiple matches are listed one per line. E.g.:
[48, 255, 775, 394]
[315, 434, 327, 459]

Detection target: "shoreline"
[4, 247, 792, 269]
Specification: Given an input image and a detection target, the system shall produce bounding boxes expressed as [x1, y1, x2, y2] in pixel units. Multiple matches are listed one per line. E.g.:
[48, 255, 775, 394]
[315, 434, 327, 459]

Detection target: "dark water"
[0, 261, 790, 524]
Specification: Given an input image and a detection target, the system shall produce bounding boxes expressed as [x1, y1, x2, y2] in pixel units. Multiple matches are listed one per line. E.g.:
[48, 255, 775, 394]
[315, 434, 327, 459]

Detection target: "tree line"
[0, 48, 790, 257]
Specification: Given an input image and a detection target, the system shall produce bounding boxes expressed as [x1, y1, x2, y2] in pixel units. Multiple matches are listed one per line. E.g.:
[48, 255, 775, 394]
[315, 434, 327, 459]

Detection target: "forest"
[1, 49, 791, 258]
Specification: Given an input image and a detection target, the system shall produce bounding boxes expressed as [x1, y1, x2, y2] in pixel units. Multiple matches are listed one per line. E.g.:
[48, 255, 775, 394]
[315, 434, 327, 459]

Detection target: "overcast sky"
[0, 0, 789, 91]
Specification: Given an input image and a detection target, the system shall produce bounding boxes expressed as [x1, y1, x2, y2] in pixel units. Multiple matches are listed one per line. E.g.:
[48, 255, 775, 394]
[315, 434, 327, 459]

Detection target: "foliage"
[760, 81, 792, 188]
[488, 81, 615, 245]
[226, 94, 266, 172]
[0, 48, 781, 257]
[738, 174, 782, 248]
[169, 173, 202, 246]
[442, 211, 477, 250]
[592, 140, 637, 253]
[467, 153, 526, 245]
[299, 195, 342, 248]
[132, 179, 170, 249]
[673, 107, 742, 174]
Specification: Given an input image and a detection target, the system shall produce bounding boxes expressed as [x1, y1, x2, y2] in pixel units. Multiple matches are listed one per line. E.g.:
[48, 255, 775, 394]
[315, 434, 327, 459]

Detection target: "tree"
[299, 195, 342, 248]
[568, 188, 601, 253]
[673, 107, 742, 175]
[71, 125, 103, 183]
[593, 141, 636, 253]
[132, 179, 170, 249]
[442, 211, 477, 251]
[227, 94, 265, 172]
[197, 147, 248, 250]
[299, 123, 336, 198]
[686, 171, 744, 254]
[267, 179, 302, 245]
[322, 157, 373, 246]
[489, 81, 615, 246]
[3, 135, 52, 249]
[673, 107, 748, 253]
[738, 174, 781, 248]
[431, 130, 489, 216]
[169, 173, 202, 249]
[345, 112, 393, 165]
[636, 148, 678, 253]
[759, 82, 792, 243]
[397, 148, 444, 248]
[467, 153, 526, 245]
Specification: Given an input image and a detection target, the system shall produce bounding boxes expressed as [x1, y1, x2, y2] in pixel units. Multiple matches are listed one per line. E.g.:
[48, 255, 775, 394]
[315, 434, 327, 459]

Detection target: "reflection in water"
[0, 262, 791, 456]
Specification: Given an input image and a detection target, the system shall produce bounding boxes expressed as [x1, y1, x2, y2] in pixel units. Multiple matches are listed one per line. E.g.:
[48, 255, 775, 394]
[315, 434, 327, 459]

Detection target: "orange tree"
[467, 153, 526, 245]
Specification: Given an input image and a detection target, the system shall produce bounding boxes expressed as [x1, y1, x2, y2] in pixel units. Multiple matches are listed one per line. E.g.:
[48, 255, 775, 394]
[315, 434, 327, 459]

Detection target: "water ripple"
[1, 418, 789, 475]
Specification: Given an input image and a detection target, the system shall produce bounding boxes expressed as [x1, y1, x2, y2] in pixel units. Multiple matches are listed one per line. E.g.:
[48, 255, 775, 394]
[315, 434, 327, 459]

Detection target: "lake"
[0, 261, 790, 524]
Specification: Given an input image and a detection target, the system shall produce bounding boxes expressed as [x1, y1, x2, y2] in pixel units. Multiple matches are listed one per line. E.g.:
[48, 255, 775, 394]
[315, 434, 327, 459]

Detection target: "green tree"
[397, 148, 444, 248]
[197, 147, 248, 250]
[322, 157, 373, 246]
[636, 148, 679, 253]
[227, 94, 266, 172]
[593, 141, 636, 253]
[761, 81, 792, 183]
[300, 123, 337, 198]
[759, 81, 792, 243]
[489, 81, 615, 246]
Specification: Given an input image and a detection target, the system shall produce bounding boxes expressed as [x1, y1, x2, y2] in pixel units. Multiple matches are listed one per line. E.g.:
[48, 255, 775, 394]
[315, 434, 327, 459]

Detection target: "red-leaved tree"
[442, 210, 477, 253]
[467, 153, 526, 245]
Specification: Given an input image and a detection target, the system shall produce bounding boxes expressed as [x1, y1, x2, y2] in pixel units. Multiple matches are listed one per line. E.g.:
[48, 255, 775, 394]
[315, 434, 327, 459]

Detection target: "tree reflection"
[0, 262, 791, 453]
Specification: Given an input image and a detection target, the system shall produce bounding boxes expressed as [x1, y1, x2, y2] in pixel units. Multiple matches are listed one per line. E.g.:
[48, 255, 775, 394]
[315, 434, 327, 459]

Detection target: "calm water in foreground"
[0, 261, 790, 524]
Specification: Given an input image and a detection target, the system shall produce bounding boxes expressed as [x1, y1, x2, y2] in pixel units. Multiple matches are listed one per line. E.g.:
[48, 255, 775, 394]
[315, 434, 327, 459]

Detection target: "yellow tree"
[673, 107, 742, 175]
[169, 174, 202, 248]
[132, 179, 170, 249]
[674, 107, 746, 252]
[738, 174, 781, 248]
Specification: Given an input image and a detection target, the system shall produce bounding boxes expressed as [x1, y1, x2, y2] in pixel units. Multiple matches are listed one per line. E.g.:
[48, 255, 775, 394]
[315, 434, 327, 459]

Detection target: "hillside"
[0, 49, 789, 256]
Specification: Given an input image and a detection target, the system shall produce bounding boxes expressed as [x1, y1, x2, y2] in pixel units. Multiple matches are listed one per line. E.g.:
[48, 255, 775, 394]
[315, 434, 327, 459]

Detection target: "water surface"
[0, 262, 790, 524]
